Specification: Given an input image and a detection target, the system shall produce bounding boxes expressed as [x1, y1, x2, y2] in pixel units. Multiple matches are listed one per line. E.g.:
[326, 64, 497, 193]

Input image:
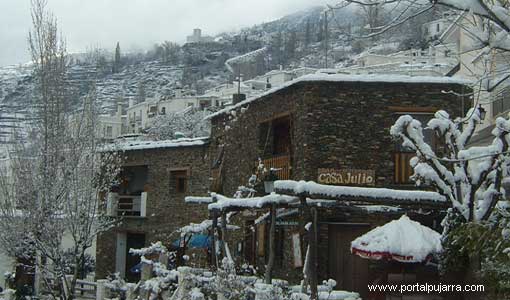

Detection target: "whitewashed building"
[186, 28, 214, 44]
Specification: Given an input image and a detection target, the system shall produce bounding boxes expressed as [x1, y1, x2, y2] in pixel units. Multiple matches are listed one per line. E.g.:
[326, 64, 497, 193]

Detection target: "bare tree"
[0, 1, 121, 299]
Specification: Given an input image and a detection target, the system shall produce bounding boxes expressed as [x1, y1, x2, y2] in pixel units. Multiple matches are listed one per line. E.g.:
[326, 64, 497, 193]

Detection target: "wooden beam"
[388, 106, 438, 113]
[274, 188, 449, 209]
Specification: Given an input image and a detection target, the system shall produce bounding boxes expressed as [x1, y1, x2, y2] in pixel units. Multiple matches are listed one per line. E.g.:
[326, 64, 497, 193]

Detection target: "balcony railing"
[259, 154, 291, 180]
[394, 152, 415, 184]
[107, 192, 147, 217]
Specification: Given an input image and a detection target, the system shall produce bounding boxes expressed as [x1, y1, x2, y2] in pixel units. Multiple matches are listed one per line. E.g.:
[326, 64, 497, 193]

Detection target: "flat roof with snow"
[207, 73, 471, 119]
[103, 137, 209, 152]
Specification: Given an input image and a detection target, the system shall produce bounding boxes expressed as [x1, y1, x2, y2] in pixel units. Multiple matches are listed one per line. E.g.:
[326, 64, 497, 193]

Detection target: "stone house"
[205, 73, 470, 298]
[96, 137, 210, 281]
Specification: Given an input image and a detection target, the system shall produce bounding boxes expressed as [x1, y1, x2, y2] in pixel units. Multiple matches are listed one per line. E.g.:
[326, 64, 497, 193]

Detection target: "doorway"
[125, 233, 145, 282]
[328, 224, 370, 298]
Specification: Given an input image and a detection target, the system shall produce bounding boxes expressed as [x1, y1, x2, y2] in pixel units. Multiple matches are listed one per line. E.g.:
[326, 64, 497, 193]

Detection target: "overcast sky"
[0, 0, 333, 67]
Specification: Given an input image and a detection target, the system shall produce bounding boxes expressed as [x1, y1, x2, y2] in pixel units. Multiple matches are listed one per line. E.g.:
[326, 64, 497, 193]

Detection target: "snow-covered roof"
[274, 180, 447, 205]
[207, 73, 472, 119]
[103, 137, 209, 152]
[351, 215, 442, 263]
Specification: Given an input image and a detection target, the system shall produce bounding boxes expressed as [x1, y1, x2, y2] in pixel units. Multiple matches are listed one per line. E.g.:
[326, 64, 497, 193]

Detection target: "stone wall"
[211, 80, 468, 195]
[96, 144, 210, 279]
[209, 79, 469, 284]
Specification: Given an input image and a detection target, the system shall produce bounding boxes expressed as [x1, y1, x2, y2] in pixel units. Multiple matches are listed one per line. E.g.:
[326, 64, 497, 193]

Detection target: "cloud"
[0, 0, 331, 66]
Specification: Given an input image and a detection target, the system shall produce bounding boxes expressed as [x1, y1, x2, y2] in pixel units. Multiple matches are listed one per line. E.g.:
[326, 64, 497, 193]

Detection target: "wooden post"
[264, 204, 276, 283]
[141, 261, 153, 281]
[309, 207, 319, 300]
[159, 252, 169, 267]
[96, 279, 107, 300]
[220, 211, 228, 258]
[211, 210, 219, 270]
[298, 194, 310, 293]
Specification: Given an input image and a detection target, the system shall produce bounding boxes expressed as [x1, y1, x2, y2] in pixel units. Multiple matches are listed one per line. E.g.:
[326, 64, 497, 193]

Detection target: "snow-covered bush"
[103, 272, 128, 299]
[129, 242, 179, 300]
[442, 205, 510, 297]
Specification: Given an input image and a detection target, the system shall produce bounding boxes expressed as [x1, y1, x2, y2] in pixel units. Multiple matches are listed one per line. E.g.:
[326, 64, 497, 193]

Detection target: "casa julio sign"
[317, 168, 375, 186]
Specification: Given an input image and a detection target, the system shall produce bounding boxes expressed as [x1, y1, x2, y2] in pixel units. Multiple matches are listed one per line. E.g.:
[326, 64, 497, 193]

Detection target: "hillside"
[0, 4, 433, 143]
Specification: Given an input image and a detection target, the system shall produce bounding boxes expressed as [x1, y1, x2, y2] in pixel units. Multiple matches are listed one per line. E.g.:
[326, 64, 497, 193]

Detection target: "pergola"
[185, 180, 448, 300]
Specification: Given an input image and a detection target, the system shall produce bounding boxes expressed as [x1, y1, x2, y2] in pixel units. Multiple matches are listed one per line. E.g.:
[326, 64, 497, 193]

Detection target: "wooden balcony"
[394, 152, 414, 184]
[259, 154, 291, 180]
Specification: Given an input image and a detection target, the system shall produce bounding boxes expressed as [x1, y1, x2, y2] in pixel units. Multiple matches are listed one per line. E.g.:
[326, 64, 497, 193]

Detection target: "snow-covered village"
[2, 0, 510, 299]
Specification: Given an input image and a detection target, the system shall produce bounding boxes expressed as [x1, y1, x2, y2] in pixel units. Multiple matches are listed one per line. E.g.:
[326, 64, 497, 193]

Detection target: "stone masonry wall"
[209, 79, 468, 283]
[96, 144, 210, 279]
[211, 80, 468, 194]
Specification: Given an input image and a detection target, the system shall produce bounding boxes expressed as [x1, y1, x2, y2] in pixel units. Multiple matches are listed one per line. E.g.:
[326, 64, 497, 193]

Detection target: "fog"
[0, 0, 332, 67]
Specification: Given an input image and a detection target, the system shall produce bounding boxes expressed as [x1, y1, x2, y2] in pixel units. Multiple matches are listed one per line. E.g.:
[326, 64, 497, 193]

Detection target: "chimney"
[116, 102, 123, 117]
[128, 98, 135, 107]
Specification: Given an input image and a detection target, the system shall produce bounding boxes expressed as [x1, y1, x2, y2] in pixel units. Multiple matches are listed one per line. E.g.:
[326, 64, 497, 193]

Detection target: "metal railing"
[259, 154, 291, 180]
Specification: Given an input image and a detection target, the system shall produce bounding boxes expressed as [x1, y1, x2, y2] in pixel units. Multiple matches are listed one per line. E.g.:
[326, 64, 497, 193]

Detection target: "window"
[436, 23, 440, 33]
[258, 115, 291, 156]
[258, 115, 292, 180]
[161, 107, 166, 115]
[199, 100, 210, 110]
[492, 85, 510, 116]
[106, 126, 113, 138]
[114, 166, 148, 196]
[170, 170, 189, 194]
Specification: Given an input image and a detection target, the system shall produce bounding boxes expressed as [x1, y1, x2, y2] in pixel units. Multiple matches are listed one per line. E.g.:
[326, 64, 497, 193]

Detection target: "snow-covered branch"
[391, 107, 510, 222]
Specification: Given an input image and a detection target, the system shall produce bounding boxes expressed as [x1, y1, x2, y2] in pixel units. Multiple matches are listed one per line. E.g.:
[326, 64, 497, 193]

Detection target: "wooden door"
[328, 224, 370, 298]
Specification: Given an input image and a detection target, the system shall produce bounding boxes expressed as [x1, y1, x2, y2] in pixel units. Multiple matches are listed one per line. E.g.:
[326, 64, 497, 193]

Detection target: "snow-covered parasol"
[350, 215, 442, 263]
